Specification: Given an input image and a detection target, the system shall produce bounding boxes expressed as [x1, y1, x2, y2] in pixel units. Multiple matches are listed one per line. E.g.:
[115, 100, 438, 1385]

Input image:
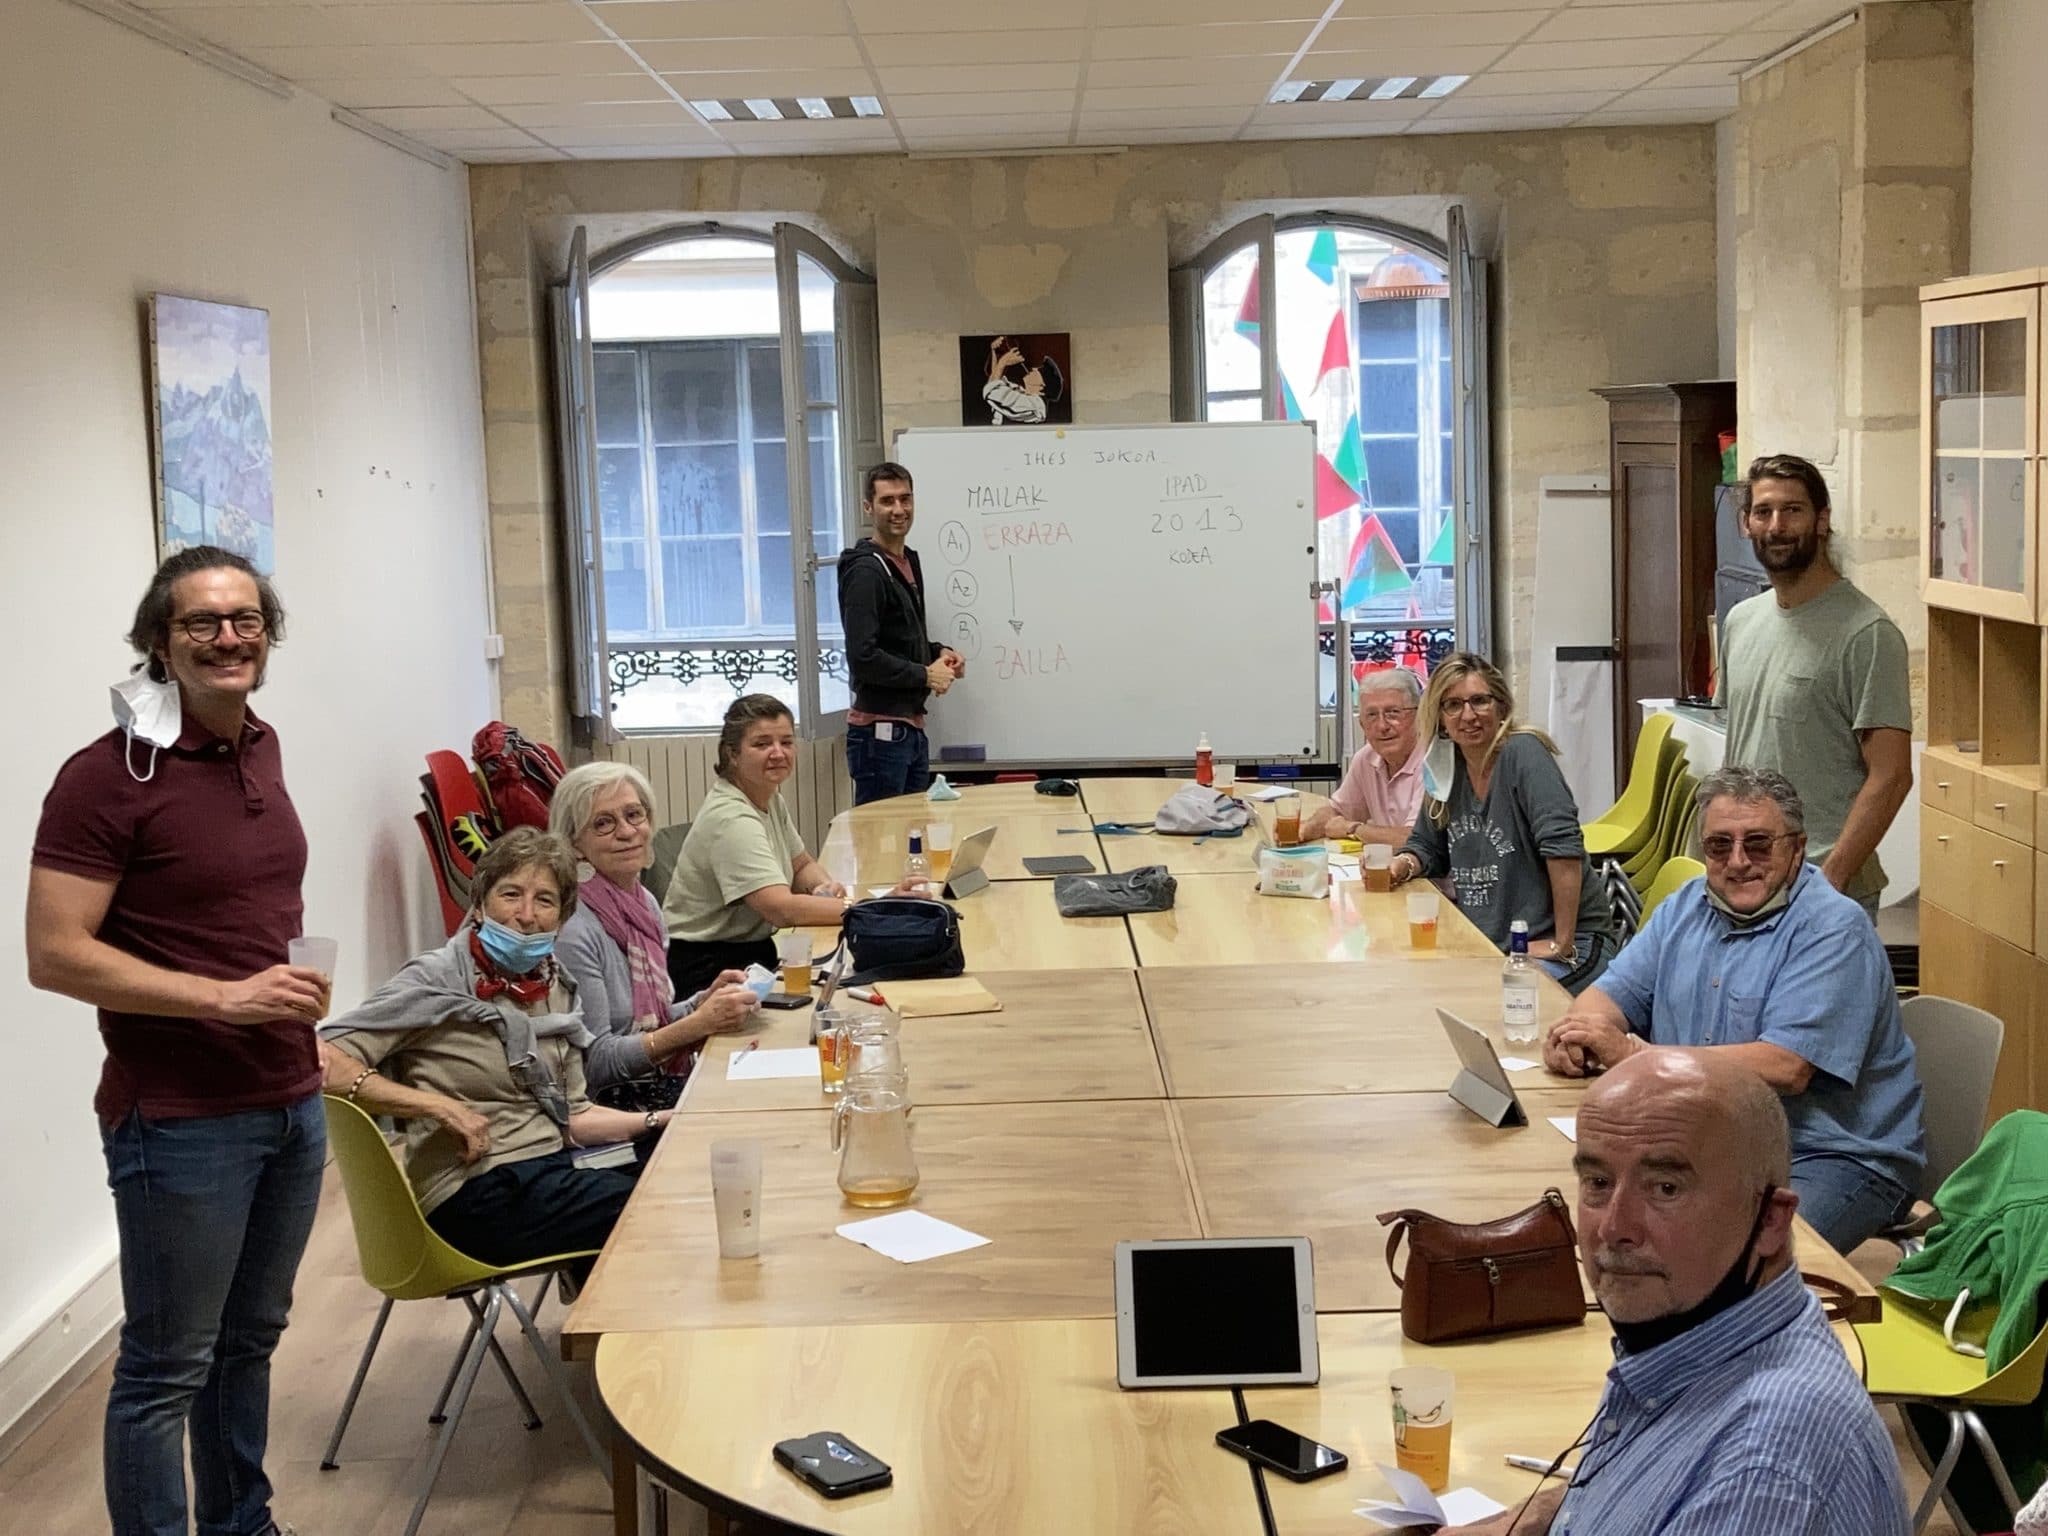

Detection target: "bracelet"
[644, 1110, 660, 1133]
[345, 1065, 377, 1102]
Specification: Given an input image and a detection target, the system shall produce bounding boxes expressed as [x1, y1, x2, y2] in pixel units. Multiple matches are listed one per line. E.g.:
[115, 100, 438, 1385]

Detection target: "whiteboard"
[896, 422, 1321, 765]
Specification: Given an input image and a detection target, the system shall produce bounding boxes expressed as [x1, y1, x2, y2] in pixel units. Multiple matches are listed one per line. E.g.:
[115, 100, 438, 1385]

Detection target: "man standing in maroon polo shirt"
[28, 546, 329, 1536]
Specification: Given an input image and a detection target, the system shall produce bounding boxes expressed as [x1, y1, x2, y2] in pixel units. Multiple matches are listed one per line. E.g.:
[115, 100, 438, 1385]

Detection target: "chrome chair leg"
[503, 1278, 612, 1482]
[404, 1287, 502, 1536]
[320, 1295, 393, 1470]
[1902, 1405, 1967, 1535]
[426, 1311, 480, 1424]
[1961, 1408, 2025, 1517]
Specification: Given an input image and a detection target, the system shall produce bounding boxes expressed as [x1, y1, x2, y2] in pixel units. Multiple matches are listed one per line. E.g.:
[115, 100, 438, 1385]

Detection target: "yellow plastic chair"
[1636, 855, 1705, 926]
[1584, 715, 1681, 857]
[1856, 1299, 2048, 1531]
[320, 1095, 610, 1536]
[1623, 768, 1699, 893]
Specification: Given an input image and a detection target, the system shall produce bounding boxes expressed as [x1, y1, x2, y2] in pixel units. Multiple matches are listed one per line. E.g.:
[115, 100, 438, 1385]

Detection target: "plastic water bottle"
[1502, 920, 1540, 1044]
[905, 830, 932, 895]
[1195, 732, 1214, 787]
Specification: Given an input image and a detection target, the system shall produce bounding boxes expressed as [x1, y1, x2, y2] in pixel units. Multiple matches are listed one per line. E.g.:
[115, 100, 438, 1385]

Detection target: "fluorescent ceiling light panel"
[851, 95, 883, 117]
[743, 97, 783, 120]
[1371, 76, 1417, 100]
[1419, 75, 1468, 98]
[1323, 78, 1365, 102]
[1270, 79, 1310, 103]
[798, 96, 832, 119]
[690, 99, 733, 120]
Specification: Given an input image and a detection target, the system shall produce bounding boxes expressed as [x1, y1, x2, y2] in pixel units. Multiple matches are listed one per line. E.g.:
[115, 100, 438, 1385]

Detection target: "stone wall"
[470, 129, 1721, 747]
[1731, 0, 1973, 728]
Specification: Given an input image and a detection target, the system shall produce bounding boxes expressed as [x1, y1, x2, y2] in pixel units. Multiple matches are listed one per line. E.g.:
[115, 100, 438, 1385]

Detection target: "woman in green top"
[663, 694, 919, 995]
[1390, 652, 1618, 995]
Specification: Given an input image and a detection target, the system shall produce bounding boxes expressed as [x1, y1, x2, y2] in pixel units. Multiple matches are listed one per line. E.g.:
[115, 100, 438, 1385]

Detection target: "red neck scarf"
[468, 930, 555, 1004]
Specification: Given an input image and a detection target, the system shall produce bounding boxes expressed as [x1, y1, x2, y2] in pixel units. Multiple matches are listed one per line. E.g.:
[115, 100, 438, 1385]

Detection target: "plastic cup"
[1390, 1366, 1455, 1492]
[1273, 792, 1303, 846]
[709, 1140, 763, 1259]
[1406, 889, 1440, 950]
[1214, 763, 1237, 789]
[1364, 844, 1393, 892]
[815, 1008, 851, 1095]
[777, 933, 813, 997]
[926, 822, 955, 883]
[288, 935, 337, 1019]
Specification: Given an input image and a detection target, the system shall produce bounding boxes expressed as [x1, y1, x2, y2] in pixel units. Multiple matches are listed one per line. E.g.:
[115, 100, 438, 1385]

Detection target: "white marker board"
[896, 422, 1320, 765]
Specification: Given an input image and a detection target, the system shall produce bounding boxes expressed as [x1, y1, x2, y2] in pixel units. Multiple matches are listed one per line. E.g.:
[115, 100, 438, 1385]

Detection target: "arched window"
[1173, 212, 1490, 707]
[555, 223, 881, 737]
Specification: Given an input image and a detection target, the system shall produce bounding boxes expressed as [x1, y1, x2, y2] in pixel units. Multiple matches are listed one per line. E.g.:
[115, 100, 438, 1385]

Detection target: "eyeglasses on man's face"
[1361, 706, 1416, 725]
[1702, 831, 1798, 863]
[172, 609, 267, 643]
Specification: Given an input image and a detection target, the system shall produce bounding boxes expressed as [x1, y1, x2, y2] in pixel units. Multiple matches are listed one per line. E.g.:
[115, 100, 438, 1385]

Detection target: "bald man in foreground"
[1444, 1050, 1906, 1536]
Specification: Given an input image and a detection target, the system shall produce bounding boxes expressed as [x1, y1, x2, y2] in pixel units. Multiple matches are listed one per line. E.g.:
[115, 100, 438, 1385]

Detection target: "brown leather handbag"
[1377, 1188, 1587, 1344]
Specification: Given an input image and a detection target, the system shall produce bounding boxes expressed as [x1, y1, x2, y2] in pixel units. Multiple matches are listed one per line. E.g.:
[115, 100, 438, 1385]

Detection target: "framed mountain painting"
[148, 294, 275, 573]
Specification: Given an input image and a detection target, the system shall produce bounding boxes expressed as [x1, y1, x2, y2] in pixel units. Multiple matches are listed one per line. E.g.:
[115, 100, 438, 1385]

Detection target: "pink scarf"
[577, 874, 674, 1034]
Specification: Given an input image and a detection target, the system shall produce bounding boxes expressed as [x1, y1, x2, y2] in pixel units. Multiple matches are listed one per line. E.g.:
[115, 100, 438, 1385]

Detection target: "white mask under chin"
[111, 671, 182, 783]
[1421, 736, 1459, 801]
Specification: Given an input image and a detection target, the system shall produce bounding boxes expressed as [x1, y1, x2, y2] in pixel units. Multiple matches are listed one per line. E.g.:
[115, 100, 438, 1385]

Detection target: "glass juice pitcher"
[845, 1011, 903, 1080]
[831, 1068, 918, 1208]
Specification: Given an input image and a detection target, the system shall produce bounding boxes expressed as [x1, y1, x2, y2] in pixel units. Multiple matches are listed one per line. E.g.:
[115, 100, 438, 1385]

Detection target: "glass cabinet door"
[1922, 288, 2039, 620]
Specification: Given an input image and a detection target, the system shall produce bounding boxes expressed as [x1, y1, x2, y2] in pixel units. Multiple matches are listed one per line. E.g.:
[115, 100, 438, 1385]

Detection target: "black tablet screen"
[1129, 1245, 1302, 1378]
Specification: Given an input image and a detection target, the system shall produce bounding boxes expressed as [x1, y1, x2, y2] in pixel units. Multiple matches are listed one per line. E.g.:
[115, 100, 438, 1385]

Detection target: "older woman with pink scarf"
[550, 762, 758, 1109]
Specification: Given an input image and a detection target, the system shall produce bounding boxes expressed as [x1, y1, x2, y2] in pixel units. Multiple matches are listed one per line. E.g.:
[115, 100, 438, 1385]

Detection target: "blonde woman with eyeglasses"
[1388, 652, 1618, 994]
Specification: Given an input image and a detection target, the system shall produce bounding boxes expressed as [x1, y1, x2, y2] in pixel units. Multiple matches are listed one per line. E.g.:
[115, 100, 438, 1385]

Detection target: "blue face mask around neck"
[477, 915, 557, 974]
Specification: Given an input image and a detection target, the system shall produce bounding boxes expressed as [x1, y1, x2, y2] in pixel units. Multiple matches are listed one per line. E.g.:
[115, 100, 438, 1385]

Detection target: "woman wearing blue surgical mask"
[319, 828, 671, 1273]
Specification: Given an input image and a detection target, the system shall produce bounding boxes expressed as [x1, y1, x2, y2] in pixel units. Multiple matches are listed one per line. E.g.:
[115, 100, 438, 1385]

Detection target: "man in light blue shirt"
[1443, 1049, 1909, 1536]
[1544, 765, 1924, 1252]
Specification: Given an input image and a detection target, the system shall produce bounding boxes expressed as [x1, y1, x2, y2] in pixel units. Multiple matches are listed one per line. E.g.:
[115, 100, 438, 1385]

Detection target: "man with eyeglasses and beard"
[1541, 767, 1924, 1254]
[28, 546, 328, 1536]
[1439, 1050, 1909, 1536]
[1719, 453, 1912, 916]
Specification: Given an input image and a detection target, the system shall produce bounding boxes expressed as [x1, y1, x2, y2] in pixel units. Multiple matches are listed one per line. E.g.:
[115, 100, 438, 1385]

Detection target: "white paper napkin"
[836, 1210, 990, 1263]
[1355, 1463, 1506, 1528]
[1548, 1115, 1578, 1142]
[725, 1047, 819, 1081]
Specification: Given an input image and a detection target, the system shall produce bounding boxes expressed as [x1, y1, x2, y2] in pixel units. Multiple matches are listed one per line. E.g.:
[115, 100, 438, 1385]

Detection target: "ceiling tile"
[847, 0, 1093, 28]
[1082, 81, 1271, 109]
[714, 119, 901, 145]
[1456, 64, 1664, 96]
[1299, 45, 1519, 78]
[402, 41, 642, 76]
[412, 126, 556, 151]
[535, 125, 728, 150]
[588, 0, 852, 40]
[243, 44, 432, 79]
[1407, 112, 1580, 134]
[1685, 29, 1802, 63]
[879, 62, 1081, 94]
[454, 73, 672, 105]
[359, 104, 509, 131]
[1314, 11, 1548, 50]
[890, 113, 1080, 136]
[1523, 2, 1780, 44]
[1239, 118, 1415, 140]
[1333, 0, 1558, 11]
[1090, 22, 1314, 61]
[1606, 82, 1739, 109]
[297, 76, 471, 109]
[1490, 37, 1721, 70]
[1077, 127, 1241, 144]
[1764, 0, 1857, 26]
[151, 5, 363, 50]
[496, 101, 702, 129]
[888, 90, 1077, 118]
[1647, 60, 1744, 89]
[1095, 0, 1325, 21]
[1576, 108, 1727, 124]
[1419, 87, 1625, 113]
[862, 30, 1087, 67]
[900, 132, 1077, 152]
[459, 147, 570, 162]
[1087, 56, 1291, 89]
[565, 144, 733, 158]
[657, 68, 880, 98]
[1076, 105, 1253, 130]
[632, 38, 865, 72]
[329, 4, 606, 46]
[1247, 97, 1434, 126]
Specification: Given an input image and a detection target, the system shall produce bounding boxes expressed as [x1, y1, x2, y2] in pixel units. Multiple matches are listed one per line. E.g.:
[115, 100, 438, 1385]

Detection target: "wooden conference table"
[566, 779, 1876, 1535]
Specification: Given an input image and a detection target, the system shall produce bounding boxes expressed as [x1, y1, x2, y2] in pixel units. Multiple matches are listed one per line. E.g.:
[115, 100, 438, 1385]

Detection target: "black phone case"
[1215, 1426, 1348, 1483]
[761, 992, 811, 1009]
[774, 1432, 893, 1498]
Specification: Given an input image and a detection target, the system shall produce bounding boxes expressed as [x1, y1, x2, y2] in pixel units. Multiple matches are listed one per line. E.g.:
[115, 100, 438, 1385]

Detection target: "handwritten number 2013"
[1151, 507, 1242, 534]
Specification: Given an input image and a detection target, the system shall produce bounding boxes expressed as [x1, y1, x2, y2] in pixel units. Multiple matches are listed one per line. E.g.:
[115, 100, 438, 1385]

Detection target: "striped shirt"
[1550, 1264, 1907, 1536]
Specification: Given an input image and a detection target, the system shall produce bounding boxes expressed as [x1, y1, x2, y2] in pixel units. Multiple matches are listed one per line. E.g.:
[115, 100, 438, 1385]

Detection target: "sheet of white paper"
[1327, 855, 1362, 876]
[867, 885, 896, 899]
[1354, 1508, 1439, 1530]
[1548, 1115, 1578, 1142]
[836, 1210, 991, 1264]
[1247, 786, 1294, 801]
[1438, 1489, 1508, 1524]
[1355, 1464, 1506, 1529]
[724, 1047, 818, 1081]
[1497, 1055, 1540, 1072]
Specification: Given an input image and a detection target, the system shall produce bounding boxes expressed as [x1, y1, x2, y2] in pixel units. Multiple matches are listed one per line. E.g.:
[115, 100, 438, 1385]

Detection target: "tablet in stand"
[1436, 1009, 1529, 1128]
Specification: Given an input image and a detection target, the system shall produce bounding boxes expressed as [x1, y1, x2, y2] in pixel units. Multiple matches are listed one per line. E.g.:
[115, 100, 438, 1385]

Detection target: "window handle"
[1993, 859, 2008, 870]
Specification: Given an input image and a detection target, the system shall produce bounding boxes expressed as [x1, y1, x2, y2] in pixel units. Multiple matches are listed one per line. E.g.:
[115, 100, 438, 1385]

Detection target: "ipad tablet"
[1437, 1008, 1529, 1128]
[1112, 1237, 1319, 1389]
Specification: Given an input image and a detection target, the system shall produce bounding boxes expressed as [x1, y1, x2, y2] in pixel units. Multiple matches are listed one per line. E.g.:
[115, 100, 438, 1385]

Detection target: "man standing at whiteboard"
[838, 462, 965, 805]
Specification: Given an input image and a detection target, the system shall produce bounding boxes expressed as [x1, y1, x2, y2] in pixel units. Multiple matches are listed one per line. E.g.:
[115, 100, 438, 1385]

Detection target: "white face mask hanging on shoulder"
[111, 670, 182, 783]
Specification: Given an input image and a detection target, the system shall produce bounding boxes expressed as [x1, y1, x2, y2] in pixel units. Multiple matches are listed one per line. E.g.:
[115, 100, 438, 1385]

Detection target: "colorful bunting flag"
[1424, 516, 1456, 566]
[1316, 311, 1349, 386]
[1234, 259, 1260, 339]
[1340, 514, 1414, 611]
[1315, 454, 1361, 521]
[1307, 229, 1339, 286]
[1332, 414, 1364, 497]
[1280, 374, 1305, 423]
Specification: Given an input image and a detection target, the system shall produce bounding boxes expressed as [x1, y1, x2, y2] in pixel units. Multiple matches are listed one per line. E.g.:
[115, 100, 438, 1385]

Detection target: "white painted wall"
[1715, 116, 1738, 378]
[0, 0, 495, 1435]
[1972, 0, 2048, 271]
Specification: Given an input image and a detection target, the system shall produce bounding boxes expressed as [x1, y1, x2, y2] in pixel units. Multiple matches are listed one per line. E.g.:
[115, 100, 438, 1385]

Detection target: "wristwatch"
[644, 1110, 661, 1133]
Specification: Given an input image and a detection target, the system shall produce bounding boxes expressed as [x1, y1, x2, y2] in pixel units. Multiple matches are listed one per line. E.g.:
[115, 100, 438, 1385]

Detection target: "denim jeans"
[1533, 929, 1618, 997]
[101, 1092, 327, 1536]
[1790, 1151, 1914, 1254]
[846, 720, 931, 806]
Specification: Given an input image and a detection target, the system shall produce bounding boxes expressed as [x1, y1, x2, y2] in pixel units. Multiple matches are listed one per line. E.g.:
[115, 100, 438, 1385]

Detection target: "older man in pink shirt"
[1304, 668, 1425, 845]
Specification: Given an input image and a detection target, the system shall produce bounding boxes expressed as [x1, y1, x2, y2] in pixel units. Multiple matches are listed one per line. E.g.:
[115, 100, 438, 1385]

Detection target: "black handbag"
[836, 896, 964, 985]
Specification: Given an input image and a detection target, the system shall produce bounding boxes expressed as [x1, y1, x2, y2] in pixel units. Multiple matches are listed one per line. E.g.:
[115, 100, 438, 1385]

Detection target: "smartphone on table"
[1216, 1419, 1348, 1482]
[773, 1431, 893, 1498]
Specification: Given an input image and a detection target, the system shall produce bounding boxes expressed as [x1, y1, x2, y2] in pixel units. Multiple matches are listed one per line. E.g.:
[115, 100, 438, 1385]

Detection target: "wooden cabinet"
[1919, 901, 2038, 1127]
[1594, 381, 1738, 774]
